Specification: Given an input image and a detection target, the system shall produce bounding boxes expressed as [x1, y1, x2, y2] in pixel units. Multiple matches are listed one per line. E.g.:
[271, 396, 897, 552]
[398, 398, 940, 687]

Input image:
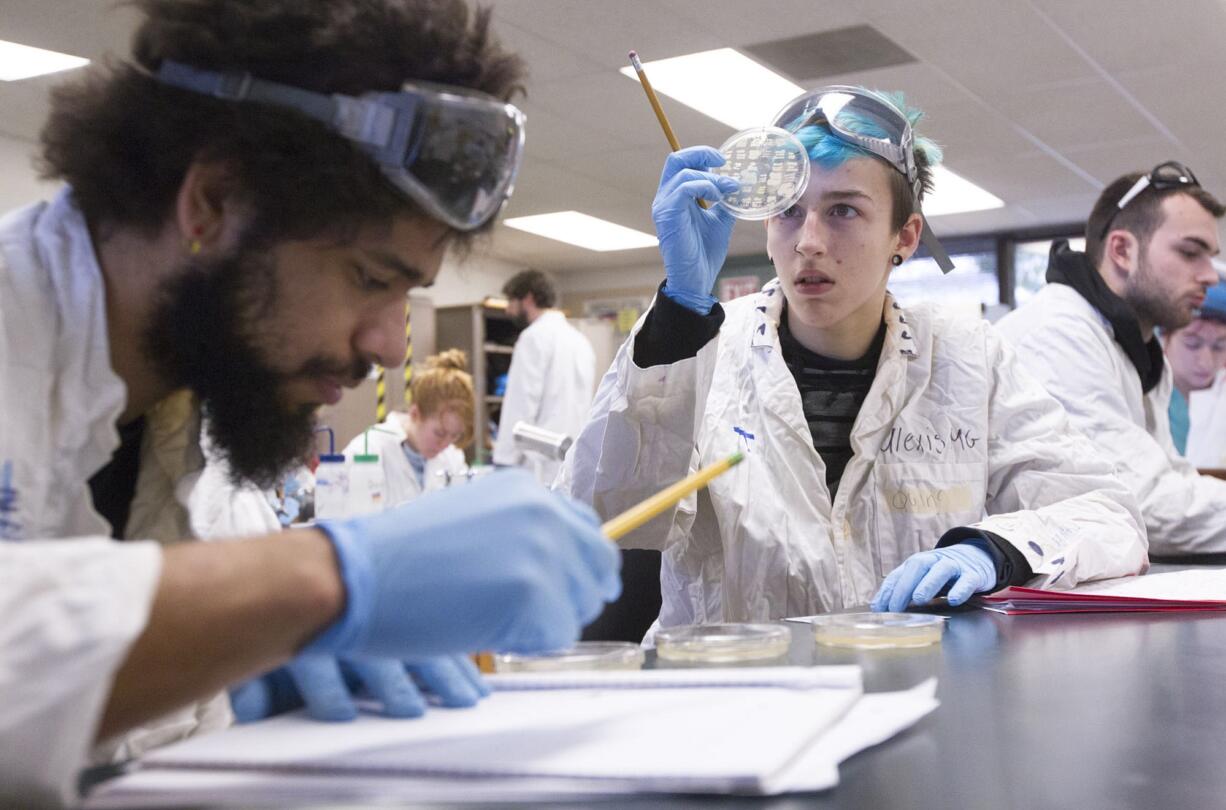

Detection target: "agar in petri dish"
[709, 126, 810, 220]
[810, 612, 944, 650]
[655, 623, 791, 663]
[493, 641, 645, 673]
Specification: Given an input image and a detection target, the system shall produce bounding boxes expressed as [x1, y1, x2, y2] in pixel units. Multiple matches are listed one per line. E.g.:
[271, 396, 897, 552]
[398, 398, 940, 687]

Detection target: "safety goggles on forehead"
[155, 60, 525, 232]
[771, 85, 954, 273]
[1099, 160, 1201, 240]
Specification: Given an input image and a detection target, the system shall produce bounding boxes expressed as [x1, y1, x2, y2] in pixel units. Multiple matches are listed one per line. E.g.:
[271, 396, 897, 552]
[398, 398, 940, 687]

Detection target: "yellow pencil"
[628, 49, 710, 210]
[602, 452, 744, 541]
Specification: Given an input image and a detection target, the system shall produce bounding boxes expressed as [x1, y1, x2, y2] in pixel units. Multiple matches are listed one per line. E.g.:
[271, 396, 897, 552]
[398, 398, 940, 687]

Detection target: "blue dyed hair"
[789, 89, 942, 231]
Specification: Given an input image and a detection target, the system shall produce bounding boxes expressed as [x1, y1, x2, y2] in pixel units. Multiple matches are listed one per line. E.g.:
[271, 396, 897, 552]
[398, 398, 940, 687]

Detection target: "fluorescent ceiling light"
[504, 211, 658, 252]
[924, 166, 1005, 217]
[0, 39, 89, 81]
[620, 48, 802, 131]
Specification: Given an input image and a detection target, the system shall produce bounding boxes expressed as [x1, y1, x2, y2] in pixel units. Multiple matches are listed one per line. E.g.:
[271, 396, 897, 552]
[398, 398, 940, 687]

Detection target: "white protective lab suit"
[997, 283, 1226, 555]
[188, 437, 284, 540]
[341, 413, 467, 507]
[1187, 371, 1226, 468]
[559, 280, 1148, 627]
[0, 193, 233, 806]
[493, 310, 596, 485]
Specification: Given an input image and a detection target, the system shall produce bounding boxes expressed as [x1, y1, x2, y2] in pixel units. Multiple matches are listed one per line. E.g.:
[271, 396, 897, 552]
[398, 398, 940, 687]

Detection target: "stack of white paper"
[85, 668, 939, 807]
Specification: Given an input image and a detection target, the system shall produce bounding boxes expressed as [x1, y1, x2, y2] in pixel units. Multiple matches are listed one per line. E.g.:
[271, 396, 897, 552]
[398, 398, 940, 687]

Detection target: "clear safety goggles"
[155, 60, 526, 232]
[771, 85, 954, 272]
[1099, 160, 1200, 240]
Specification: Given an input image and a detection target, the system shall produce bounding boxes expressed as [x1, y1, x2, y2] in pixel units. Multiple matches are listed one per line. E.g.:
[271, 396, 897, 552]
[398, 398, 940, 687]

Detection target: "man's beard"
[1126, 253, 1193, 333]
[144, 245, 367, 488]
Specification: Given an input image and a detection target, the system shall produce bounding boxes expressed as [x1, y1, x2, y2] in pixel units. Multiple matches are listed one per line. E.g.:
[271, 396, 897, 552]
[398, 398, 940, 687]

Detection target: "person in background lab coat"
[0, 3, 620, 806]
[1187, 370, 1226, 468]
[1161, 284, 1226, 455]
[344, 349, 473, 507]
[494, 269, 596, 484]
[996, 163, 1226, 556]
[560, 86, 1147, 632]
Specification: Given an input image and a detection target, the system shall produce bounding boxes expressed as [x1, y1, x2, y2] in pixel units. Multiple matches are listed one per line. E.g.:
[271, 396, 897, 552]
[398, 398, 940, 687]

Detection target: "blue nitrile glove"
[229, 655, 488, 723]
[871, 541, 997, 613]
[652, 146, 740, 314]
[307, 468, 622, 658]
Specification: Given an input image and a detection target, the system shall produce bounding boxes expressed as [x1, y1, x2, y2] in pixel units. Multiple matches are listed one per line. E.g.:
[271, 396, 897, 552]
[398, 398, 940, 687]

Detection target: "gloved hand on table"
[230, 655, 487, 723]
[652, 146, 740, 314]
[233, 468, 621, 722]
[870, 541, 997, 613]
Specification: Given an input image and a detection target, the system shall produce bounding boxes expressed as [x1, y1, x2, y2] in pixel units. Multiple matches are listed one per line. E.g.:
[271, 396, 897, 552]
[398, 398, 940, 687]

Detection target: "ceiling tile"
[951, 151, 1101, 204]
[1061, 136, 1185, 186]
[1027, 0, 1226, 76]
[529, 70, 736, 151]
[867, 1, 1097, 93]
[492, 20, 605, 85]
[659, 0, 866, 47]
[488, 0, 725, 71]
[989, 77, 1163, 153]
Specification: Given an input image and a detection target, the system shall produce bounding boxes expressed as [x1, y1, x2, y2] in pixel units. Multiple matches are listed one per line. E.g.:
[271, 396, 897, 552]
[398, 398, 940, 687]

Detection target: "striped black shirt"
[777, 311, 885, 496]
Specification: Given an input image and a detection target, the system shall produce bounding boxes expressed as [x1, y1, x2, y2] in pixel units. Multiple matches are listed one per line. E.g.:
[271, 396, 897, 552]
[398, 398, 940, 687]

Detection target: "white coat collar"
[746, 277, 919, 360]
[28, 191, 129, 479]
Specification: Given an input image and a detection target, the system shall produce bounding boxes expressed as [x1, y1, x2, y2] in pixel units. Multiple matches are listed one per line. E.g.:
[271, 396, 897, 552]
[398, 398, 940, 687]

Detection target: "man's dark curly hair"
[39, 0, 525, 246]
[502, 269, 556, 309]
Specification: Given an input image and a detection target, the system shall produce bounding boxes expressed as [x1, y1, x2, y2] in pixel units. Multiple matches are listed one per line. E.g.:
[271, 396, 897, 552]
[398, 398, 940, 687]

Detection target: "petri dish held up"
[709, 126, 810, 220]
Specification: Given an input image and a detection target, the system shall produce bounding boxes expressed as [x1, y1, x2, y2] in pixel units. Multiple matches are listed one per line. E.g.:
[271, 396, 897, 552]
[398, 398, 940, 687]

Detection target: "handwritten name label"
[879, 426, 979, 458]
[885, 484, 975, 514]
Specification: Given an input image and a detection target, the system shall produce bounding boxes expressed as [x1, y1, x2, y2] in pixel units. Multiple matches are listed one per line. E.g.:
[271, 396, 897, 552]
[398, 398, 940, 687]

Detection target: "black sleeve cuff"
[937, 527, 1035, 591]
[632, 282, 725, 368]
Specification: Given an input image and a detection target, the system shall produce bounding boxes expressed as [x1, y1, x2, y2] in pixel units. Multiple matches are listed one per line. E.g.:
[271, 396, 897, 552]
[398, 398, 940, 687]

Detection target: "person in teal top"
[1163, 283, 1226, 454]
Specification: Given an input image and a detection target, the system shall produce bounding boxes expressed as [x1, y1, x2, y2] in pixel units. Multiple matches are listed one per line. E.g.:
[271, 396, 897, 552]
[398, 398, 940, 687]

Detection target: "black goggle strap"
[919, 212, 955, 273]
[156, 60, 405, 157]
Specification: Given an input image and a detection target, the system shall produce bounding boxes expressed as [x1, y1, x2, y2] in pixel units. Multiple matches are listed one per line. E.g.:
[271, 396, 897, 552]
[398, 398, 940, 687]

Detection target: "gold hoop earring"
[189, 239, 202, 255]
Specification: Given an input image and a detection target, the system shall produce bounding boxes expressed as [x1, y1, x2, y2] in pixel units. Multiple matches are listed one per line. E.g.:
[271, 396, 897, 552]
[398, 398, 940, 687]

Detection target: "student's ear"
[174, 160, 247, 255]
[893, 212, 923, 263]
[1105, 230, 1141, 278]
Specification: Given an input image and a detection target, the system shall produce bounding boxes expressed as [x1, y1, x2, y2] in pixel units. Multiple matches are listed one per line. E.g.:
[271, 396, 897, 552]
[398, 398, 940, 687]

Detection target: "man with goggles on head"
[0, 1, 620, 805]
[560, 86, 1145, 634]
[999, 163, 1226, 556]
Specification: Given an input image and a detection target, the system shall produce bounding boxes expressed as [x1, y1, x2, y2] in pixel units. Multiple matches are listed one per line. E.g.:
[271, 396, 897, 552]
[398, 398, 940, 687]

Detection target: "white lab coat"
[559, 280, 1147, 627]
[341, 413, 467, 507]
[996, 283, 1226, 555]
[493, 310, 596, 485]
[1187, 371, 1226, 468]
[188, 435, 284, 541]
[0, 192, 232, 806]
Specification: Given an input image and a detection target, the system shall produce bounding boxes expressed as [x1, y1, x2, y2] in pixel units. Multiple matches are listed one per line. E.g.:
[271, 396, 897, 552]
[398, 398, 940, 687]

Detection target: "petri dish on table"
[655, 623, 791, 663]
[810, 612, 944, 650]
[709, 126, 810, 220]
[493, 641, 644, 673]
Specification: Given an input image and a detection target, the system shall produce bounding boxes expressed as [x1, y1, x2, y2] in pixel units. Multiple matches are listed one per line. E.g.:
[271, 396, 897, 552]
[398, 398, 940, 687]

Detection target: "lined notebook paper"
[136, 668, 866, 795]
[86, 681, 941, 808]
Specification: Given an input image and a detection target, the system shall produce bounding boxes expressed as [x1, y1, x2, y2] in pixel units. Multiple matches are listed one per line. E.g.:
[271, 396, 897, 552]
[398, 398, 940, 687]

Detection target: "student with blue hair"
[560, 86, 1148, 627]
